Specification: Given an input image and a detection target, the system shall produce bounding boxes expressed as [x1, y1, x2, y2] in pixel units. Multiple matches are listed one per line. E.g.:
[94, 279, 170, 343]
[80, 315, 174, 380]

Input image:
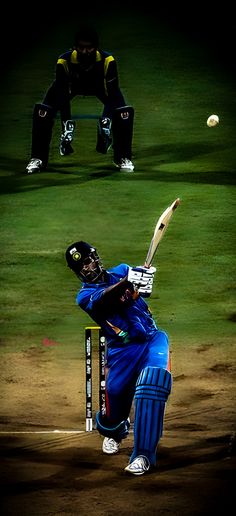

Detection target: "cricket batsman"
[65, 241, 172, 476]
[26, 26, 134, 174]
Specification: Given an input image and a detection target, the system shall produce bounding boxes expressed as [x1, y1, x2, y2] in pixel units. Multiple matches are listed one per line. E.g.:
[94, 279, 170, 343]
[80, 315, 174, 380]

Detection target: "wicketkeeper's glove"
[127, 266, 156, 297]
[60, 120, 75, 156]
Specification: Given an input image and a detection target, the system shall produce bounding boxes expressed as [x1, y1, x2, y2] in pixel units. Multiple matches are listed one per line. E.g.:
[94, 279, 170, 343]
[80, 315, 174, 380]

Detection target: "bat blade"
[144, 198, 180, 267]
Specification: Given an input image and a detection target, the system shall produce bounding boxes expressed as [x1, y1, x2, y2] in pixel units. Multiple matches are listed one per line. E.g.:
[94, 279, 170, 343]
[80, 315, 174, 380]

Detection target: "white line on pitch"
[0, 430, 85, 434]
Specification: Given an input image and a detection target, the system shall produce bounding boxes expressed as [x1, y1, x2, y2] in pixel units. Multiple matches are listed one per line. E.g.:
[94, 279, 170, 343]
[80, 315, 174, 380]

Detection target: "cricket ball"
[207, 114, 219, 127]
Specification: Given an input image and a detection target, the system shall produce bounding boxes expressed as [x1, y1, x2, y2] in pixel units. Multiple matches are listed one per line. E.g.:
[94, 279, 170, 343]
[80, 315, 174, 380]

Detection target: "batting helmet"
[65, 241, 103, 282]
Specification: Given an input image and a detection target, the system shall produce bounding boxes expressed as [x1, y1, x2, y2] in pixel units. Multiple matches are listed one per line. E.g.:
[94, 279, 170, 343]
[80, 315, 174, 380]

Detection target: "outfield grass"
[0, 11, 235, 360]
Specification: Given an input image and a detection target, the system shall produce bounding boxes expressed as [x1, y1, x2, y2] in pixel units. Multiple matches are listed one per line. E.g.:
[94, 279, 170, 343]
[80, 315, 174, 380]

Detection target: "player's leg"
[143, 329, 171, 371]
[125, 365, 172, 475]
[44, 81, 76, 157]
[125, 331, 172, 475]
[96, 344, 145, 452]
[96, 370, 135, 444]
[95, 88, 134, 171]
[26, 103, 54, 174]
[96, 105, 134, 171]
[112, 106, 134, 171]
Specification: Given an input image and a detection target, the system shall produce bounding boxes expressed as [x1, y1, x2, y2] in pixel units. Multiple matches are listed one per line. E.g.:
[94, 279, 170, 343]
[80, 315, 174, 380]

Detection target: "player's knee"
[112, 106, 134, 130]
[135, 366, 172, 401]
[95, 412, 130, 442]
[33, 103, 54, 136]
[33, 103, 54, 120]
[114, 105, 134, 118]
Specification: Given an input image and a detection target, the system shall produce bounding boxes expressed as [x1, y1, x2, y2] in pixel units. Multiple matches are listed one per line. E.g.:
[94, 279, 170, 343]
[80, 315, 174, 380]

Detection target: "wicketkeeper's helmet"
[65, 241, 104, 282]
[74, 26, 99, 49]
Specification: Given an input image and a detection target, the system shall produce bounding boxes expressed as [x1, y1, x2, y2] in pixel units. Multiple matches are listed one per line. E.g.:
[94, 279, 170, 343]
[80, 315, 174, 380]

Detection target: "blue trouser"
[105, 330, 170, 423]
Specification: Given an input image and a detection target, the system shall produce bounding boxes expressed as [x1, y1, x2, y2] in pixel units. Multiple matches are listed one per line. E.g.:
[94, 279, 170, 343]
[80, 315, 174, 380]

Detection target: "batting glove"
[127, 266, 156, 297]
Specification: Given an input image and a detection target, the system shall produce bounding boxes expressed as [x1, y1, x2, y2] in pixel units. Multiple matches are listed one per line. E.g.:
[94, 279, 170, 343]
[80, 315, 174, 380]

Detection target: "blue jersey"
[77, 263, 170, 434]
[77, 263, 158, 347]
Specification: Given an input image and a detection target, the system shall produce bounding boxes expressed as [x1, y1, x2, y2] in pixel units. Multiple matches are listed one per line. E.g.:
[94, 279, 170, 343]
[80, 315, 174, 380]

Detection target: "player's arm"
[96, 276, 138, 314]
[105, 59, 120, 94]
[55, 60, 71, 88]
[54, 61, 73, 128]
[105, 59, 126, 107]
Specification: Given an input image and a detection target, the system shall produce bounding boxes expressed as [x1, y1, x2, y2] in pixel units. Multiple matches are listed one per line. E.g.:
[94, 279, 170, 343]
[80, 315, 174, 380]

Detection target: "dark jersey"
[56, 49, 120, 98]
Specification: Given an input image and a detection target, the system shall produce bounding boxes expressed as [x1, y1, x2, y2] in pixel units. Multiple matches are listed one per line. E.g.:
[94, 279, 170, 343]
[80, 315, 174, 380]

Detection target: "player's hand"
[120, 288, 135, 303]
[127, 266, 156, 297]
[138, 266, 156, 297]
[117, 330, 130, 344]
[128, 266, 156, 285]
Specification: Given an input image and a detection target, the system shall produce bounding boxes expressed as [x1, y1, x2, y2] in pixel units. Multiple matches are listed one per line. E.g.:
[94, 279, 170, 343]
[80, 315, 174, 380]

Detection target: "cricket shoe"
[124, 455, 150, 476]
[102, 437, 120, 455]
[26, 158, 43, 174]
[114, 158, 134, 172]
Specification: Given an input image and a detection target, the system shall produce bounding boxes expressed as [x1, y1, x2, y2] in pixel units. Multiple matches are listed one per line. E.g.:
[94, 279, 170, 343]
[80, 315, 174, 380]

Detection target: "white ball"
[207, 114, 219, 127]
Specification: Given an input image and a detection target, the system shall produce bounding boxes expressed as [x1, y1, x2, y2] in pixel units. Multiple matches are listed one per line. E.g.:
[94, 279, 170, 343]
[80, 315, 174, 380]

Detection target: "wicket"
[85, 326, 106, 432]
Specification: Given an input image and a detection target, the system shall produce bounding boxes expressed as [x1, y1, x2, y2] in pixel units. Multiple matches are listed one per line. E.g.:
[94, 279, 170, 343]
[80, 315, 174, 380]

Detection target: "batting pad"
[112, 106, 134, 162]
[32, 103, 54, 166]
[130, 366, 172, 466]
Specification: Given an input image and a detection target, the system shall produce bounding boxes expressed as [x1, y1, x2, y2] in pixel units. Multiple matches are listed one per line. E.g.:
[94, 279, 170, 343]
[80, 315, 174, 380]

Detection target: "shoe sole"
[124, 465, 149, 475]
[113, 163, 134, 172]
[60, 150, 74, 156]
[103, 449, 120, 455]
[26, 168, 41, 174]
[124, 455, 150, 475]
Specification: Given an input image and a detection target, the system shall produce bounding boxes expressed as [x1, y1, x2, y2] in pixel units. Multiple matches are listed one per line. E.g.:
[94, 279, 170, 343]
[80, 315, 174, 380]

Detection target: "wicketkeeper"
[26, 26, 134, 174]
[65, 241, 172, 476]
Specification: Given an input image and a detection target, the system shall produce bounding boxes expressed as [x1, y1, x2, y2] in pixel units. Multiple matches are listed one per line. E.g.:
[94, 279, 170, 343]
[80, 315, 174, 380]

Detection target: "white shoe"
[26, 158, 43, 174]
[114, 158, 134, 172]
[102, 437, 120, 455]
[124, 455, 150, 476]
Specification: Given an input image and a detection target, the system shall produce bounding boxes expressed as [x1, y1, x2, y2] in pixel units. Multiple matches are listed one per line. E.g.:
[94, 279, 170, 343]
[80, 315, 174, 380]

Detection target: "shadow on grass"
[0, 156, 117, 195]
[0, 138, 235, 195]
[135, 141, 228, 162]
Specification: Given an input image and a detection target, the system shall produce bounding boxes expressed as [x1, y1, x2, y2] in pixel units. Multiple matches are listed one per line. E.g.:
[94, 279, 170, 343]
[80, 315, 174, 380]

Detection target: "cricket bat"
[144, 198, 180, 267]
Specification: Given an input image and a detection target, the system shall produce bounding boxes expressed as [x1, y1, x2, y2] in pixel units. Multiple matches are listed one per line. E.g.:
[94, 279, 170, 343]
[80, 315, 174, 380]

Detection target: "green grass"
[0, 12, 235, 360]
